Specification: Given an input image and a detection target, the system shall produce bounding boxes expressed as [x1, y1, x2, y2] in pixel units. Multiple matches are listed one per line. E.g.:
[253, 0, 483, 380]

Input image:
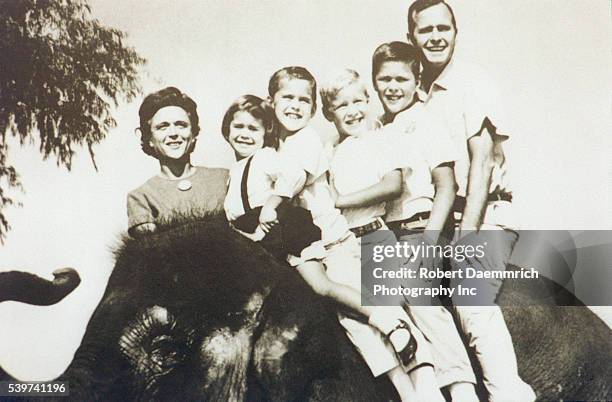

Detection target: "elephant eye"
[150, 335, 180, 366]
[119, 306, 195, 374]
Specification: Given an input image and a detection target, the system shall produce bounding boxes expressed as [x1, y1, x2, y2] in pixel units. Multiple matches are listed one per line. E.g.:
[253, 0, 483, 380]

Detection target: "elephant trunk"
[0, 268, 80, 305]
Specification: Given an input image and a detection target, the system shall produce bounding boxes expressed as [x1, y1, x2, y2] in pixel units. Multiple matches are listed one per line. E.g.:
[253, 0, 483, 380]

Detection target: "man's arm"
[425, 162, 456, 242]
[460, 124, 495, 234]
[335, 169, 402, 209]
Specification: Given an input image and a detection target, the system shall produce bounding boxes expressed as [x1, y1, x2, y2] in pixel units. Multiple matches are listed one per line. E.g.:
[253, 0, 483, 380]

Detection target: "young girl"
[127, 87, 228, 237]
[222, 94, 321, 261]
[222, 94, 422, 401]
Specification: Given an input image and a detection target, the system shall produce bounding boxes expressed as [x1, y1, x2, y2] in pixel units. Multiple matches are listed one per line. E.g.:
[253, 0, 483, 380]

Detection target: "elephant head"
[1, 213, 611, 401]
[1, 214, 385, 401]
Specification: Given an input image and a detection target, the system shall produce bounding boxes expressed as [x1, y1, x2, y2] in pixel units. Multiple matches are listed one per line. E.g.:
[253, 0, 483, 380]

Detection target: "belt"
[350, 218, 383, 238]
[387, 211, 431, 231]
[324, 232, 353, 251]
[453, 191, 512, 213]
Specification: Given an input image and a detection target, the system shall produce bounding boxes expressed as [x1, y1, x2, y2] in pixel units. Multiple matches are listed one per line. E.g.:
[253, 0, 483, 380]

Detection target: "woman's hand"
[129, 222, 157, 237]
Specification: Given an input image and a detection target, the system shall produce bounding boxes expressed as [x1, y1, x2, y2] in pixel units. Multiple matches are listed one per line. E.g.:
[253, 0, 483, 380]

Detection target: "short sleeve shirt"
[418, 59, 514, 228]
[127, 167, 228, 231]
[382, 102, 459, 222]
[330, 131, 399, 228]
[224, 147, 306, 221]
[418, 59, 511, 197]
[277, 126, 350, 244]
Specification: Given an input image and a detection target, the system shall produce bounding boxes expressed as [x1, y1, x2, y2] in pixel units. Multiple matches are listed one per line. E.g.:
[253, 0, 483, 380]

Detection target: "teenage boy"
[373, 41, 479, 402]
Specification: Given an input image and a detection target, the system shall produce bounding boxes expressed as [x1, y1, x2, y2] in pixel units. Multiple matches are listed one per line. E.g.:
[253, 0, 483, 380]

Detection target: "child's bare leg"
[447, 382, 479, 402]
[386, 366, 418, 402]
[296, 260, 368, 314]
[408, 365, 445, 402]
[296, 261, 414, 360]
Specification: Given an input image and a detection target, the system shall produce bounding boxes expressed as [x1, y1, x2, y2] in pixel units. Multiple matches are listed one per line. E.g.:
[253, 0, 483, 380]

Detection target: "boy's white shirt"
[330, 130, 400, 228]
[382, 101, 459, 222]
[224, 147, 305, 222]
[277, 125, 350, 244]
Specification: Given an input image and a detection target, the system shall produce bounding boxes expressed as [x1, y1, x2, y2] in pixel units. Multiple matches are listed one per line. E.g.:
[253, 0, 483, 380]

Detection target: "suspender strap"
[240, 156, 253, 213]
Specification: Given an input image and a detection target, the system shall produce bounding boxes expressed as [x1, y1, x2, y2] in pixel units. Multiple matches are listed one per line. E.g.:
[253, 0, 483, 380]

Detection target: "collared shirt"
[277, 126, 350, 244]
[330, 130, 399, 228]
[224, 147, 306, 222]
[418, 58, 515, 228]
[381, 101, 459, 223]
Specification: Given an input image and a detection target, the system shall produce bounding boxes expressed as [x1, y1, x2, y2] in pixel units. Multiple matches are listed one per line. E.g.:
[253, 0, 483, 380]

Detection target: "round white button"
[177, 179, 192, 191]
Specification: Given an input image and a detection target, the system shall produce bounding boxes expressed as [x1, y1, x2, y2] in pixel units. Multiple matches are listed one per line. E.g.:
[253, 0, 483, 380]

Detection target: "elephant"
[1, 213, 611, 401]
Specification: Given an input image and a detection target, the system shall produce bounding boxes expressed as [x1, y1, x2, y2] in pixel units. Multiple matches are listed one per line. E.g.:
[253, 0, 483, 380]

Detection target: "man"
[406, 1, 536, 401]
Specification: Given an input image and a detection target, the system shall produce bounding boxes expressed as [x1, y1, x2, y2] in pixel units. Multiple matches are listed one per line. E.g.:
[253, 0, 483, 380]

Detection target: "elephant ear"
[0, 268, 80, 305]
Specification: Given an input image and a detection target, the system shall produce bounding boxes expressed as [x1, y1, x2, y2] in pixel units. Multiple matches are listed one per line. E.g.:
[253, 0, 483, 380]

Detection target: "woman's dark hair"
[138, 87, 200, 157]
[221, 95, 279, 150]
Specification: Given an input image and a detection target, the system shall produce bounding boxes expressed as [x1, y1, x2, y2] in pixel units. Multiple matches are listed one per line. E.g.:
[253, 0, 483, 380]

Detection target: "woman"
[127, 87, 228, 236]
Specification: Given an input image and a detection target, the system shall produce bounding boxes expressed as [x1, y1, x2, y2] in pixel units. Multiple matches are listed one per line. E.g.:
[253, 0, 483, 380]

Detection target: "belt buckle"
[400, 213, 427, 231]
[325, 232, 351, 250]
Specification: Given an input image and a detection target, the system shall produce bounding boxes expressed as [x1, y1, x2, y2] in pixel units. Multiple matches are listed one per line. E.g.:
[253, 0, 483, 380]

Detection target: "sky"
[1, 0, 611, 380]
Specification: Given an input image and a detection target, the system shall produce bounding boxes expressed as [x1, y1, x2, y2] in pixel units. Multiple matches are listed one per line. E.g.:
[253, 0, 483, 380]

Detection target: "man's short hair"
[319, 69, 368, 121]
[268, 66, 318, 115]
[407, 0, 458, 37]
[372, 41, 421, 85]
[138, 87, 200, 157]
[221, 94, 278, 150]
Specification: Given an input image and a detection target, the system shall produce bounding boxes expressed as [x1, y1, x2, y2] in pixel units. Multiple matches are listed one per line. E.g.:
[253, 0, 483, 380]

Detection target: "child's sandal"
[386, 320, 418, 366]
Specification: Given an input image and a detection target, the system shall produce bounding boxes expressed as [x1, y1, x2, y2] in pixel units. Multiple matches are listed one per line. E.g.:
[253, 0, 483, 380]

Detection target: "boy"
[319, 68, 445, 402]
[372, 41, 479, 402]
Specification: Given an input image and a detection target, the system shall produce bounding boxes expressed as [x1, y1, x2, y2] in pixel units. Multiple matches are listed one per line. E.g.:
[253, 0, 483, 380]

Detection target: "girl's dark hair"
[372, 41, 421, 87]
[221, 95, 279, 150]
[138, 87, 200, 157]
[268, 66, 317, 115]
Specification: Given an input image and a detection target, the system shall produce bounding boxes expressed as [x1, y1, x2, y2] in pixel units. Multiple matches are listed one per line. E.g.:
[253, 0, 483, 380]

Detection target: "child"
[127, 87, 228, 237]
[320, 68, 446, 402]
[268, 66, 442, 402]
[222, 94, 321, 261]
[373, 41, 479, 402]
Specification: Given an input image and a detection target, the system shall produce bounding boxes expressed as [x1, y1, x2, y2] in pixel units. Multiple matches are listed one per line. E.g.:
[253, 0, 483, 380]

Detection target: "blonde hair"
[319, 69, 369, 121]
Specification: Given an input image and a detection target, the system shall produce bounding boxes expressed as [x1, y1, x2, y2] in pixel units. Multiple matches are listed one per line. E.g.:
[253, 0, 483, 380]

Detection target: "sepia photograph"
[1, 0, 611, 400]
